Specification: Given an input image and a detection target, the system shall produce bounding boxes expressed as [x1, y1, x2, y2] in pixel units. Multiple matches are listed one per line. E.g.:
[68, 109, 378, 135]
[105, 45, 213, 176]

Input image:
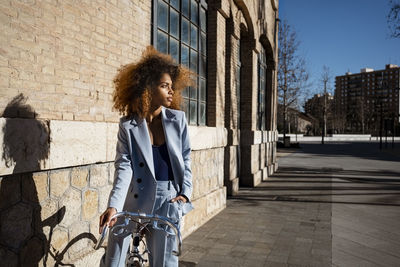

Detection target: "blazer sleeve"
[180, 112, 193, 201]
[107, 121, 133, 212]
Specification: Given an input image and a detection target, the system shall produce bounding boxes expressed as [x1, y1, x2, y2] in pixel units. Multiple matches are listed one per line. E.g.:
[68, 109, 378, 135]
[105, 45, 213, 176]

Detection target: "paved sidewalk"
[179, 142, 400, 267]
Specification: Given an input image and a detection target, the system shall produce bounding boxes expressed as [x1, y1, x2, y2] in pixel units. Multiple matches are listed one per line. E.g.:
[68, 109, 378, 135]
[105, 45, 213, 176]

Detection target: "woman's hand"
[170, 195, 187, 203]
[99, 207, 117, 234]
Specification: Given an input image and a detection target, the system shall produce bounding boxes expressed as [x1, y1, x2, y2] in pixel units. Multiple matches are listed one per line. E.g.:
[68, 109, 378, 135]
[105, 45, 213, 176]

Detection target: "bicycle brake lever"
[94, 225, 109, 250]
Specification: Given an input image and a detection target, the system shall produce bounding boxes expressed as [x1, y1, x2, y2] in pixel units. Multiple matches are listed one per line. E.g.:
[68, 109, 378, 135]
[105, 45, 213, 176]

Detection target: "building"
[297, 112, 315, 135]
[277, 105, 315, 135]
[304, 93, 334, 135]
[0, 0, 279, 265]
[334, 64, 400, 134]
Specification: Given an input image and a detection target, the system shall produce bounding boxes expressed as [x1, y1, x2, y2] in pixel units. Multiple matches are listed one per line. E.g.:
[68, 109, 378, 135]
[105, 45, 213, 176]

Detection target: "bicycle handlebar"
[94, 211, 182, 256]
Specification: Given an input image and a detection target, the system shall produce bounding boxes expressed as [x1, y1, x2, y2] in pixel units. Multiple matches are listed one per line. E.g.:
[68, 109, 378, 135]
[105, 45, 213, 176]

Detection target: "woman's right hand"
[99, 207, 117, 234]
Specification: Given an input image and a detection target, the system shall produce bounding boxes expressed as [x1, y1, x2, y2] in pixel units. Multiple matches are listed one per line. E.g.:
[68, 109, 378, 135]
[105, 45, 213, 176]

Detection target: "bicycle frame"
[95, 211, 182, 258]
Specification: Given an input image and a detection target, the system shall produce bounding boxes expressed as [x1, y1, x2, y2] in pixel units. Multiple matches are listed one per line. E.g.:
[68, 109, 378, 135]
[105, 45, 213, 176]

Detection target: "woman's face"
[152, 73, 174, 108]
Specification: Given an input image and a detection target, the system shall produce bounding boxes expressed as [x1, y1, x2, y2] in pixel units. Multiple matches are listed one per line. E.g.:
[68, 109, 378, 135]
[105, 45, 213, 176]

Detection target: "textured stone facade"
[0, 0, 278, 265]
[0, 163, 113, 266]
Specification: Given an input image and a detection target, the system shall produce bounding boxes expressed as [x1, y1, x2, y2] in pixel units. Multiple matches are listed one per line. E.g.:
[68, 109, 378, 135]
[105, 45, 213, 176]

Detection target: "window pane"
[199, 102, 206, 125]
[182, 0, 189, 18]
[157, 30, 168, 54]
[182, 87, 189, 97]
[200, 32, 206, 55]
[170, 8, 179, 38]
[237, 41, 240, 62]
[158, 0, 168, 32]
[190, 0, 198, 24]
[190, 85, 197, 99]
[189, 100, 197, 124]
[190, 49, 197, 72]
[183, 98, 189, 116]
[190, 23, 198, 49]
[181, 17, 189, 44]
[170, 37, 179, 62]
[200, 7, 206, 30]
[170, 0, 179, 10]
[181, 44, 189, 67]
[200, 78, 206, 101]
[200, 55, 206, 77]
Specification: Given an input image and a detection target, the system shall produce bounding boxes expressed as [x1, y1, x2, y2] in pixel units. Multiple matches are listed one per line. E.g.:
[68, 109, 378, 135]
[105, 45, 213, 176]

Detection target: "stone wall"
[0, 162, 113, 266]
[184, 148, 227, 235]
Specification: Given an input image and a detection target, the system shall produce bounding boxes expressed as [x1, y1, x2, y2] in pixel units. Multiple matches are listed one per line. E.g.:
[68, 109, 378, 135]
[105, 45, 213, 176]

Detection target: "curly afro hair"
[112, 46, 194, 118]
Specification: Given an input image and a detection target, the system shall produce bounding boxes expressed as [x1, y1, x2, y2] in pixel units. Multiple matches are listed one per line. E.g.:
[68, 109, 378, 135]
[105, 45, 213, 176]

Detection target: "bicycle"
[95, 211, 182, 267]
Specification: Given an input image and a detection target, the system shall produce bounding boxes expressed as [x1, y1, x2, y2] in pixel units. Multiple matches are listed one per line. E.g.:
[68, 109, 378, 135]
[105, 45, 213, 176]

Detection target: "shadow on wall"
[0, 94, 96, 266]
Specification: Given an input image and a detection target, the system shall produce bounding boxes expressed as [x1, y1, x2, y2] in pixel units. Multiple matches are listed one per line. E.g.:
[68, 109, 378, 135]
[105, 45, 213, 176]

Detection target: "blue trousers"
[100, 180, 180, 267]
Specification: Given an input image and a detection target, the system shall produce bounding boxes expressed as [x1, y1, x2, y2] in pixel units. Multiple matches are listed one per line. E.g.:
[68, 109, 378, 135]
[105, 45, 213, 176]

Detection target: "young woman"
[99, 46, 194, 267]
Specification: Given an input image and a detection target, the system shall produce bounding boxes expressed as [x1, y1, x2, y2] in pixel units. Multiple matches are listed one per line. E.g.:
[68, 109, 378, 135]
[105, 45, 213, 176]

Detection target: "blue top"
[152, 143, 174, 181]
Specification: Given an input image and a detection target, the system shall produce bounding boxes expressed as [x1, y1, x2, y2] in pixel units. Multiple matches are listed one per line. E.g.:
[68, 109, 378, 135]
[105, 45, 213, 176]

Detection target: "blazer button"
[137, 178, 142, 183]
[139, 162, 144, 167]
[134, 194, 138, 198]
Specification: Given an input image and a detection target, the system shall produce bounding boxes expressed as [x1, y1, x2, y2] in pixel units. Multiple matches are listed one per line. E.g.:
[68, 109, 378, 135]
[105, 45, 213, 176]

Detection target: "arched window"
[152, 0, 207, 125]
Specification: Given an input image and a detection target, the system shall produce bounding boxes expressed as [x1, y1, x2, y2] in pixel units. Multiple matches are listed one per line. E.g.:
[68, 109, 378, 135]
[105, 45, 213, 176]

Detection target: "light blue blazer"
[107, 107, 193, 215]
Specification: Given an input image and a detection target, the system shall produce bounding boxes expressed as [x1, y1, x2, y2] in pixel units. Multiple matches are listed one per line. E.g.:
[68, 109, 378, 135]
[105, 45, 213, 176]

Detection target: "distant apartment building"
[334, 64, 400, 134]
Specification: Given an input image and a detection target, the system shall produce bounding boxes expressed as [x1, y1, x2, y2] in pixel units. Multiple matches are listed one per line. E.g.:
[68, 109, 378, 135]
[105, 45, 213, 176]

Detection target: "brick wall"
[0, 0, 151, 122]
[207, 4, 227, 127]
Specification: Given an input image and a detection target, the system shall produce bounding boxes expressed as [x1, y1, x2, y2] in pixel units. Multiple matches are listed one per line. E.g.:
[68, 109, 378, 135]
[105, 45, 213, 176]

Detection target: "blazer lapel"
[161, 107, 183, 179]
[161, 107, 178, 149]
[129, 116, 155, 179]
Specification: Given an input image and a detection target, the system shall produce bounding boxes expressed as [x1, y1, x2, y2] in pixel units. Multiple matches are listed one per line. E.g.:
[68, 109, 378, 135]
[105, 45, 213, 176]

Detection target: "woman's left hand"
[170, 195, 187, 203]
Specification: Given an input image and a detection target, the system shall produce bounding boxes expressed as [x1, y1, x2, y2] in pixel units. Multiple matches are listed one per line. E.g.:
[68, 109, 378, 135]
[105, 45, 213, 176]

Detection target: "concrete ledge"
[241, 130, 277, 145]
[188, 126, 227, 150]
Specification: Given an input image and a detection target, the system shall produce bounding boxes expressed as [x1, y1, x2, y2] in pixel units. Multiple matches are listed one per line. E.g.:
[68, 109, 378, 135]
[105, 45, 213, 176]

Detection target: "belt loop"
[168, 180, 171, 190]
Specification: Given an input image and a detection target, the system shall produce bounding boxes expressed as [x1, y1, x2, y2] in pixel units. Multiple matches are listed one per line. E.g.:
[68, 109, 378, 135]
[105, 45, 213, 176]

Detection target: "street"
[179, 142, 400, 266]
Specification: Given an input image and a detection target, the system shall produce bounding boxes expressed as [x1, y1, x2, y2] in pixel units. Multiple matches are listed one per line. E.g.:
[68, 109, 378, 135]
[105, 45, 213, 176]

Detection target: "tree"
[388, 0, 400, 38]
[320, 65, 330, 144]
[277, 20, 309, 140]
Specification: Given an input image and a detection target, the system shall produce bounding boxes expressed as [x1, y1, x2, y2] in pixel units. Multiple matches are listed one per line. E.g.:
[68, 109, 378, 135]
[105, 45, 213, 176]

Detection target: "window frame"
[257, 46, 267, 130]
[152, 0, 208, 126]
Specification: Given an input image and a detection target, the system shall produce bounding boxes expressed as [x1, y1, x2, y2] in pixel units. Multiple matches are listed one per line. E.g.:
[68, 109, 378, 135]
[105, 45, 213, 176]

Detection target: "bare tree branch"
[388, 0, 400, 38]
[277, 20, 309, 136]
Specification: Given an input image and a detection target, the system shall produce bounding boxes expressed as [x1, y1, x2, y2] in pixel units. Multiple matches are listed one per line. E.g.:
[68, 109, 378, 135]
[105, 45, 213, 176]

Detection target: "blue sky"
[279, 0, 400, 95]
